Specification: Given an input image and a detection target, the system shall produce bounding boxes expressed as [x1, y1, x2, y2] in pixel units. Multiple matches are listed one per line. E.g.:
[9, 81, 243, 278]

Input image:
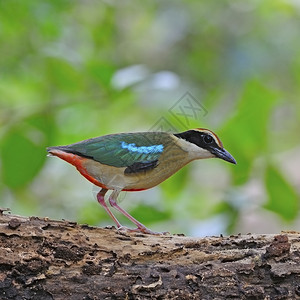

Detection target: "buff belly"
[82, 154, 191, 191]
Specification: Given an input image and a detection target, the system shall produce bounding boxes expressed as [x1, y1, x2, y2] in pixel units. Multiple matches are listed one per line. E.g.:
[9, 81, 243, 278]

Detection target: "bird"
[47, 128, 236, 234]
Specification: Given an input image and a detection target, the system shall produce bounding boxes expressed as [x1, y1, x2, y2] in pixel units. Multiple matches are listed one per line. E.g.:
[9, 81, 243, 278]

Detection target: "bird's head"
[174, 128, 236, 164]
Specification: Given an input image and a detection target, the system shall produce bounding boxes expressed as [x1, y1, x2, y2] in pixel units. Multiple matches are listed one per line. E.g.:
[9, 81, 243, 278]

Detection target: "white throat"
[173, 136, 215, 161]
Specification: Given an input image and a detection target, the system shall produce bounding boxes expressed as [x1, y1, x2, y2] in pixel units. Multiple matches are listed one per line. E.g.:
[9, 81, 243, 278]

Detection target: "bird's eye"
[203, 135, 213, 144]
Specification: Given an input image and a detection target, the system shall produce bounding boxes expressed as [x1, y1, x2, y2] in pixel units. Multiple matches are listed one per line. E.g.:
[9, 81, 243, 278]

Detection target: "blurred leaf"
[264, 164, 299, 221]
[78, 201, 110, 226]
[211, 201, 239, 234]
[0, 0, 299, 235]
[86, 60, 115, 87]
[130, 204, 171, 225]
[220, 80, 278, 185]
[45, 57, 84, 93]
[1, 113, 53, 188]
[160, 166, 189, 201]
[78, 201, 171, 226]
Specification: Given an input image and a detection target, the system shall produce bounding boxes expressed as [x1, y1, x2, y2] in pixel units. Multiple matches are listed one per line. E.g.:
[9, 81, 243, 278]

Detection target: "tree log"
[0, 211, 299, 299]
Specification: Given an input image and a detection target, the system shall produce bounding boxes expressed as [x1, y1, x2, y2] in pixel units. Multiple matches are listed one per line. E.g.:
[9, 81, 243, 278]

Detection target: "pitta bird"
[47, 128, 236, 234]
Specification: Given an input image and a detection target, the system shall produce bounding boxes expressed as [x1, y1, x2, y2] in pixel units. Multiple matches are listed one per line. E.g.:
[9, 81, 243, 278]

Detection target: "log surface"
[0, 211, 300, 299]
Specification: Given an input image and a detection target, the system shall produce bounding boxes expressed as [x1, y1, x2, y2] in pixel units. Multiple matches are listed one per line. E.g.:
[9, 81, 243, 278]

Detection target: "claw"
[117, 225, 169, 235]
[98, 188, 170, 235]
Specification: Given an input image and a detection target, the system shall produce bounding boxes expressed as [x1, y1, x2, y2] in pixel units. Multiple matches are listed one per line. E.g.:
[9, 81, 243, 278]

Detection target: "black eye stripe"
[174, 130, 220, 151]
[203, 134, 213, 144]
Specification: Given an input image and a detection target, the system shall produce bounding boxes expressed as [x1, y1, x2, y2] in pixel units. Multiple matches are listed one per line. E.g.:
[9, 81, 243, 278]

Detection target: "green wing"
[63, 132, 166, 168]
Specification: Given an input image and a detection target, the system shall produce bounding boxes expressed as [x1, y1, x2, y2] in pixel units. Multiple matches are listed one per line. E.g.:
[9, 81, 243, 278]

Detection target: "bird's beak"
[211, 147, 237, 164]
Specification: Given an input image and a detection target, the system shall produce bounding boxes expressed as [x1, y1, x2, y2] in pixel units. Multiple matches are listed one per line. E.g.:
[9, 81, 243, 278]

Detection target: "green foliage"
[264, 164, 299, 221]
[211, 201, 239, 234]
[130, 204, 172, 225]
[160, 167, 189, 201]
[220, 80, 277, 185]
[78, 202, 110, 226]
[1, 114, 53, 188]
[0, 1, 299, 235]
[45, 57, 84, 94]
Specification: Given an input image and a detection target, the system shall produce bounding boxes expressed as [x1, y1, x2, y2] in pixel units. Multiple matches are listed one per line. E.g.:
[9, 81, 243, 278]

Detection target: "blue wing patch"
[121, 141, 164, 154]
[57, 132, 167, 168]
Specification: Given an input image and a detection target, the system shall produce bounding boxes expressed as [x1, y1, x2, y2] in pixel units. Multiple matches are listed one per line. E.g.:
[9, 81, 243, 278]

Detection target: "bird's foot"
[117, 226, 169, 235]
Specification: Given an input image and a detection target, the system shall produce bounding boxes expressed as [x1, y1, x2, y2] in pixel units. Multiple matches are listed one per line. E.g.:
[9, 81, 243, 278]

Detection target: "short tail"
[46, 146, 70, 158]
[47, 146, 57, 157]
[47, 146, 70, 154]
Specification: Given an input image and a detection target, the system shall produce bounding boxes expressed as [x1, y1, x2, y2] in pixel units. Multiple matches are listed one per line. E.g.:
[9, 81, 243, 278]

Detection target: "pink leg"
[96, 188, 122, 228]
[108, 190, 159, 234]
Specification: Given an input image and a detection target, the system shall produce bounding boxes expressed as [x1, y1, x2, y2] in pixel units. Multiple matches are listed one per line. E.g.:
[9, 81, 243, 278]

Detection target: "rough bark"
[0, 211, 299, 300]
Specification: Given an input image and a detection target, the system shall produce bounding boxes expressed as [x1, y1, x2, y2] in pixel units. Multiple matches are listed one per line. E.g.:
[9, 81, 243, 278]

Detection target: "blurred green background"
[1, 0, 299, 236]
